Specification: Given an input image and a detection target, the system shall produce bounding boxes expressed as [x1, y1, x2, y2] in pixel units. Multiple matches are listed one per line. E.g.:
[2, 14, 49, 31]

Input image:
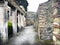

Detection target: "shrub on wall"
[8, 21, 13, 38]
[43, 40, 53, 45]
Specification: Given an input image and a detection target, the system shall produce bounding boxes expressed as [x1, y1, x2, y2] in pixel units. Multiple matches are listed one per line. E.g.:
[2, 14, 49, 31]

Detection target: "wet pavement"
[5, 25, 38, 45]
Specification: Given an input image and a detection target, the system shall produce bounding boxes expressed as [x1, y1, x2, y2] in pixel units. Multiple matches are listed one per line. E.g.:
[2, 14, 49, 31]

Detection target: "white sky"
[27, 0, 48, 12]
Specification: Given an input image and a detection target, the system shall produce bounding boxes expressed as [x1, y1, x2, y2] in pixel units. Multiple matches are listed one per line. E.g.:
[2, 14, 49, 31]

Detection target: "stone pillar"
[18, 13, 21, 29]
[0, 1, 10, 42]
[23, 15, 26, 27]
[0, 7, 6, 42]
[12, 9, 17, 35]
[21, 15, 26, 28]
[0, 6, 9, 42]
[4, 1, 11, 40]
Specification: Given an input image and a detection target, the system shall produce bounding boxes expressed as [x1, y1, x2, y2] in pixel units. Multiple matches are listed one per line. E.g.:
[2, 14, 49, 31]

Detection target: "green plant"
[44, 40, 53, 45]
[8, 21, 12, 27]
[8, 21, 13, 38]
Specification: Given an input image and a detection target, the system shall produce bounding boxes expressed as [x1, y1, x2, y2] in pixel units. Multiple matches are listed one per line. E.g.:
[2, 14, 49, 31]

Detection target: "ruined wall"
[52, 0, 60, 45]
[36, 0, 55, 41]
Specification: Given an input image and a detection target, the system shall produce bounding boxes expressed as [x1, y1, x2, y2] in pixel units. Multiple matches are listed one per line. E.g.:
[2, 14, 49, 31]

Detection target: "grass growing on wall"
[8, 21, 13, 38]
[43, 40, 53, 45]
[8, 21, 12, 27]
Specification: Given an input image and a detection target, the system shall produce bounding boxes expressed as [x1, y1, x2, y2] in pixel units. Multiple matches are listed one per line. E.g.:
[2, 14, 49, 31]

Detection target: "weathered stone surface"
[36, 0, 55, 40]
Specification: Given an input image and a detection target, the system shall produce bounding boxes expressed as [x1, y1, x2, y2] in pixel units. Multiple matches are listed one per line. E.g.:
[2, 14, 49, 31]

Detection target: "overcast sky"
[27, 0, 48, 12]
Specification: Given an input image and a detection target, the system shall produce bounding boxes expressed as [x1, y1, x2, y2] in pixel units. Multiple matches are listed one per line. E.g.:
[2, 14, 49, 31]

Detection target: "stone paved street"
[5, 25, 38, 45]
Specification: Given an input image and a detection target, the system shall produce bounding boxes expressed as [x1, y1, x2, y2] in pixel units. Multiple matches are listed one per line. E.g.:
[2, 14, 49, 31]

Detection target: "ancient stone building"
[26, 12, 36, 26]
[36, 1, 60, 45]
[36, 0, 55, 41]
[0, 0, 28, 43]
[52, 0, 60, 45]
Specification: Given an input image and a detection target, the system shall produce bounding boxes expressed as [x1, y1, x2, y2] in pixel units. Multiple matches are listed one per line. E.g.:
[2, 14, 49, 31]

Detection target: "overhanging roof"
[6, 0, 26, 15]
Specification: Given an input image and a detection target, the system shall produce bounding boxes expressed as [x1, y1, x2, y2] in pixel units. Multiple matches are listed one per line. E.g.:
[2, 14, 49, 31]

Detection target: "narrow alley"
[5, 25, 37, 45]
[0, 0, 60, 45]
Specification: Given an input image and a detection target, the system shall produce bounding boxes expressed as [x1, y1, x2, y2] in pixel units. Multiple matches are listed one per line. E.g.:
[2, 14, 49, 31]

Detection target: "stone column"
[12, 9, 17, 35]
[21, 15, 26, 28]
[0, 1, 10, 42]
[23, 15, 26, 27]
[18, 13, 21, 29]
[0, 6, 9, 42]
[0, 7, 6, 42]
[4, 2, 11, 41]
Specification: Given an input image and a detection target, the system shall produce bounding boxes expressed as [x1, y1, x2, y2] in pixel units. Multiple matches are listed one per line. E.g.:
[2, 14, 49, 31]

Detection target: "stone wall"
[0, 0, 27, 43]
[36, 0, 55, 41]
